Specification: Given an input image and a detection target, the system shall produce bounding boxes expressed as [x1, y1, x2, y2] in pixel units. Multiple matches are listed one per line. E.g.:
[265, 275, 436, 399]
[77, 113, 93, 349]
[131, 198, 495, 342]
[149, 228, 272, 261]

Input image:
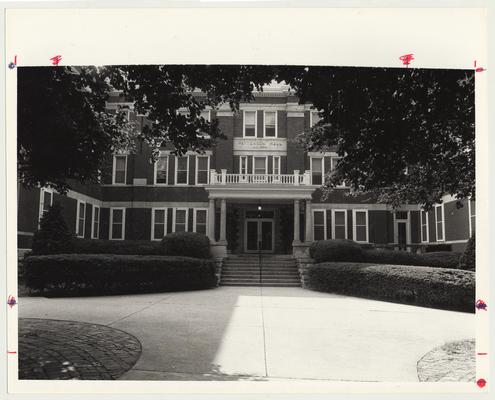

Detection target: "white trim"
[468, 198, 475, 237]
[109, 207, 126, 240]
[38, 187, 54, 226]
[239, 156, 248, 175]
[331, 209, 347, 239]
[309, 110, 322, 127]
[193, 208, 208, 234]
[91, 205, 100, 239]
[352, 209, 369, 243]
[75, 200, 86, 238]
[310, 156, 324, 185]
[393, 211, 411, 248]
[112, 154, 128, 185]
[195, 155, 210, 185]
[312, 209, 327, 240]
[263, 110, 278, 138]
[172, 208, 189, 232]
[420, 210, 429, 243]
[435, 204, 445, 242]
[174, 155, 190, 185]
[243, 110, 257, 138]
[66, 190, 102, 207]
[153, 154, 169, 185]
[200, 109, 211, 122]
[103, 201, 209, 208]
[151, 207, 168, 241]
[307, 151, 338, 158]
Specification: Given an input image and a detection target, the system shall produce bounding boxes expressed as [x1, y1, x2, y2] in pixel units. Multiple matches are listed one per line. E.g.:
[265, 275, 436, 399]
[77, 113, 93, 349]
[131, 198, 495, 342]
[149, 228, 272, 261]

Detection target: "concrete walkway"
[19, 287, 474, 382]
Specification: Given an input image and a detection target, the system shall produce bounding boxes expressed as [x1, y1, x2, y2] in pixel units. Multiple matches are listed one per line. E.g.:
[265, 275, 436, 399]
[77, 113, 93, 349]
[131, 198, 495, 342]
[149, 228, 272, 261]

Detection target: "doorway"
[245, 218, 274, 253]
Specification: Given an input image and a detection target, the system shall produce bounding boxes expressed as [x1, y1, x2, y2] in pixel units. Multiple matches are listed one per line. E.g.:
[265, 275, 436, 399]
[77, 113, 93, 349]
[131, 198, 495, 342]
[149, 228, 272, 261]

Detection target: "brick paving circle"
[19, 318, 142, 380]
[417, 339, 475, 382]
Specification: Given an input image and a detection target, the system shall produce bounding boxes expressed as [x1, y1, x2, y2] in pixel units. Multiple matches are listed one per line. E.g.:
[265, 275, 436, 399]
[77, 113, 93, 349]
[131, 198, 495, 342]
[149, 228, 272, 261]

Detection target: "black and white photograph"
[3, 4, 490, 398]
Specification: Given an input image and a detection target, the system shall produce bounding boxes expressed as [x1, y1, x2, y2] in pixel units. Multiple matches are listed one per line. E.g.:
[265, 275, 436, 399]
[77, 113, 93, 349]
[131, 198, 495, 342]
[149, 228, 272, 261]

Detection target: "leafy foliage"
[31, 203, 74, 255]
[459, 234, 475, 271]
[161, 232, 211, 258]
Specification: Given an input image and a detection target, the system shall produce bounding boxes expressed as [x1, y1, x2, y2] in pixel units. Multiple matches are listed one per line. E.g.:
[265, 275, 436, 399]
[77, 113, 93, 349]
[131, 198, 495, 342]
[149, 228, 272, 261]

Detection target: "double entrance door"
[245, 218, 274, 253]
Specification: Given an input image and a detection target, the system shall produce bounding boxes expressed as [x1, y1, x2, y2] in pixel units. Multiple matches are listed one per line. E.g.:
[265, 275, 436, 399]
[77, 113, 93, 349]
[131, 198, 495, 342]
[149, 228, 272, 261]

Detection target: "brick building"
[17, 84, 475, 257]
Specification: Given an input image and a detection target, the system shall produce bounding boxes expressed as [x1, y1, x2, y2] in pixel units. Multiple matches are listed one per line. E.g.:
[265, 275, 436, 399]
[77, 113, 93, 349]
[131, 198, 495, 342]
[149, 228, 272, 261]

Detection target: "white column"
[293, 200, 301, 243]
[305, 199, 313, 242]
[219, 198, 227, 243]
[208, 198, 216, 242]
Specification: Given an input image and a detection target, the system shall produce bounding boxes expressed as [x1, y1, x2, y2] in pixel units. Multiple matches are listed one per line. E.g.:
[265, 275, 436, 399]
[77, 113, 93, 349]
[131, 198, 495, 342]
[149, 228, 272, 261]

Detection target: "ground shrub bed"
[307, 262, 474, 313]
[161, 232, 211, 259]
[23, 254, 217, 297]
[309, 240, 462, 269]
[71, 239, 167, 255]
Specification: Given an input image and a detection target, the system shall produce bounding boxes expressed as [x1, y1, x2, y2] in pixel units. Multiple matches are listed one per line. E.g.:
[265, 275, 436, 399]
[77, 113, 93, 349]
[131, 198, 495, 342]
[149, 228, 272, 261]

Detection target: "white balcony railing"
[209, 170, 312, 186]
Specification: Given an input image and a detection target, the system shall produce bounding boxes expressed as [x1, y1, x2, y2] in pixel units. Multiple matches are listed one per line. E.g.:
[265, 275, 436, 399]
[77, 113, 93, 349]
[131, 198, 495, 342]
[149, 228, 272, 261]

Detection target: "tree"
[458, 234, 475, 271]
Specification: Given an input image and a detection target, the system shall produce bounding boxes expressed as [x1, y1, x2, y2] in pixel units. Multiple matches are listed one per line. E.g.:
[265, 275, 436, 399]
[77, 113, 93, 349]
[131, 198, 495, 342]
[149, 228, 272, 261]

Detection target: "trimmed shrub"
[420, 252, 462, 269]
[162, 232, 211, 259]
[425, 244, 452, 252]
[363, 250, 425, 266]
[459, 234, 475, 271]
[309, 239, 365, 263]
[72, 239, 166, 255]
[23, 254, 217, 297]
[31, 203, 74, 255]
[307, 262, 474, 313]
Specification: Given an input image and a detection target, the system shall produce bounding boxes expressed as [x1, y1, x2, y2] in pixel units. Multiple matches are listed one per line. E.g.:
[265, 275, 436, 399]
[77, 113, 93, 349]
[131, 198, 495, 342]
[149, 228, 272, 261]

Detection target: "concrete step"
[222, 267, 298, 272]
[221, 277, 301, 283]
[221, 282, 301, 287]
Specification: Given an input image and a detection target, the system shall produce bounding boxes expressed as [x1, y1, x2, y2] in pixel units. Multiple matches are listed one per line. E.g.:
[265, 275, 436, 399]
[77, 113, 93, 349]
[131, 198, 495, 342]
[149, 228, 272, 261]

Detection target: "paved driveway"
[19, 287, 474, 382]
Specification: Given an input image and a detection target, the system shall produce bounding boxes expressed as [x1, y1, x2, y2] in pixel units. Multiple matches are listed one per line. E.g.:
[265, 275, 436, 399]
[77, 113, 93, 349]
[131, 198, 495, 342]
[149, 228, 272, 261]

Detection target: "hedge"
[23, 254, 217, 297]
[71, 239, 167, 255]
[459, 234, 475, 271]
[309, 240, 462, 269]
[307, 262, 474, 313]
[161, 232, 211, 259]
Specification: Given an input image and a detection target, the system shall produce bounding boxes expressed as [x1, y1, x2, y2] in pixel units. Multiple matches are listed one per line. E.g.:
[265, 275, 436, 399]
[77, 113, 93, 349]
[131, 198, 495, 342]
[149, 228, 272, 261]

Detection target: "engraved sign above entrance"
[233, 138, 287, 155]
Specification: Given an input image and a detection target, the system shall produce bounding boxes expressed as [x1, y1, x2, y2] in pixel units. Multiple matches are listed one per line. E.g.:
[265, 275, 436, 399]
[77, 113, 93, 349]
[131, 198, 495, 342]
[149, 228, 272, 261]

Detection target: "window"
[175, 156, 189, 185]
[113, 155, 127, 185]
[38, 188, 53, 225]
[313, 210, 326, 241]
[196, 155, 210, 185]
[273, 156, 280, 175]
[200, 110, 211, 122]
[240, 156, 248, 175]
[264, 111, 277, 137]
[254, 157, 267, 175]
[76, 201, 86, 238]
[435, 204, 444, 241]
[194, 209, 208, 235]
[420, 210, 429, 243]
[151, 208, 167, 240]
[353, 210, 368, 243]
[332, 209, 347, 239]
[310, 111, 321, 127]
[243, 110, 257, 137]
[110, 208, 125, 240]
[173, 208, 188, 232]
[92, 206, 100, 239]
[468, 199, 475, 237]
[310, 157, 324, 185]
[154, 155, 168, 185]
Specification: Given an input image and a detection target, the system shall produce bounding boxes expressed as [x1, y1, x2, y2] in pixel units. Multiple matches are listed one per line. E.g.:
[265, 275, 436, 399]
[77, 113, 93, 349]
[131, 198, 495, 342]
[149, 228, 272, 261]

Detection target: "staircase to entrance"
[220, 254, 301, 287]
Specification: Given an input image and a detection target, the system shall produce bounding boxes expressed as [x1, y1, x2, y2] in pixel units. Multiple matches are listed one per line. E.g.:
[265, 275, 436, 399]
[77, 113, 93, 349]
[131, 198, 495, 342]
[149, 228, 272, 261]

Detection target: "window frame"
[243, 110, 257, 138]
[263, 110, 278, 138]
[420, 210, 429, 243]
[75, 200, 86, 238]
[352, 209, 369, 243]
[109, 207, 126, 240]
[313, 209, 327, 241]
[468, 198, 475, 237]
[435, 204, 445, 242]
[239, 156, 248, 175]
[173, 208, 189, 233]
[154, 154, 169, 185]
[310, 156, 324, 185]
[309, 110, 321, 127]
[38, 187, 54, 226]
[193, 208, 208, 235]
[175, 155, 190, 185]
[195, 155, 210, 185]
[151, 207, 168, 241]
[91, 205, 100, 239]
[272, 156, 281, 175]
[332, 209, 348, 240]
[112, 154, 128, 185]
[253, 156, 268, 175]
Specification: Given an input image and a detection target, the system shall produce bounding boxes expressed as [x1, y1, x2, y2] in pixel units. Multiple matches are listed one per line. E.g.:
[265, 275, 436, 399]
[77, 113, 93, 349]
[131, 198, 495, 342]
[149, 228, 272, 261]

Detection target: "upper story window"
[39, 188, 53, 226]
[435, 204, 444, 241]
[243, 110, 257, 137]
[254, 157, 267, 175]
[273, 156, 280, 175]
[264, 111, 277, 137]
[310, 157, 324, 185]
[353, 209, 369, 243]
[113, 155, 127, 185]
[240, 156, 248, 175]
[154, 154, 168, 185]
[420, 210, 429, 243]
[196, 155, 210, 185]
[76, 200, 86, 238]
[92, 206, 100, 239]
[310, 110, 322, 127]
[110, 208, 125, 240]
[175, 156, 189, 185]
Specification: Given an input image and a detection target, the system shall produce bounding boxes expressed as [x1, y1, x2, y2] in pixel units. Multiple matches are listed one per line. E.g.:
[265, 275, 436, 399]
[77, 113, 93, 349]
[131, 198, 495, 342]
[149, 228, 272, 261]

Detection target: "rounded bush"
[459, 234, 475, 271]
[31, 203, 74, 255]
[309, 239, 365, 263]
[161, 232, 211, 259]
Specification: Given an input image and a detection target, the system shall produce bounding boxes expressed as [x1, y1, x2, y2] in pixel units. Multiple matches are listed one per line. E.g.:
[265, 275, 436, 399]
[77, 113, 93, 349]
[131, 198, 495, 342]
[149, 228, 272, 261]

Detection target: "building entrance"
[244, 216, 274, 253]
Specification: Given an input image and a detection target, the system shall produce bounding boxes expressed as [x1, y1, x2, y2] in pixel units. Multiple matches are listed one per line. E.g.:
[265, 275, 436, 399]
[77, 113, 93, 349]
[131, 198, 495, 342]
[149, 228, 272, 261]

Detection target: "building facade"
[17, 86, 475, 256]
